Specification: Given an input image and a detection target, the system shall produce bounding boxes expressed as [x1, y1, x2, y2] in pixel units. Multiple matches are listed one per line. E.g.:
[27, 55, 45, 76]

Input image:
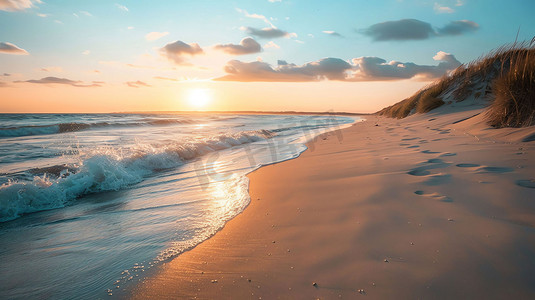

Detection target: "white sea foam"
[0, 130, 274, 222]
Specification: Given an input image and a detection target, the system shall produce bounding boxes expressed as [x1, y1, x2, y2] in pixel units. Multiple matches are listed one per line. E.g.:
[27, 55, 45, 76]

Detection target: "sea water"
[0, 113, 356, 299]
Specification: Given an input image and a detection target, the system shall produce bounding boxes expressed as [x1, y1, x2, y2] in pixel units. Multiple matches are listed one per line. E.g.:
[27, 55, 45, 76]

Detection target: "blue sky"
[1, 0, 534, 112]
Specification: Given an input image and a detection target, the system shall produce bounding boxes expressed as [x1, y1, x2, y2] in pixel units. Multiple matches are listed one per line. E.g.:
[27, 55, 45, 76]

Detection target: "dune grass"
[377, 83, 447, 118]
[486, 41, 535, 127]
[378, 40, 535, 128]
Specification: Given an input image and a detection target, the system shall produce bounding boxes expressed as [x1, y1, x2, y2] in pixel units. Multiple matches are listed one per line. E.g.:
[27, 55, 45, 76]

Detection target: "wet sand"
[132, 108, 535, 299]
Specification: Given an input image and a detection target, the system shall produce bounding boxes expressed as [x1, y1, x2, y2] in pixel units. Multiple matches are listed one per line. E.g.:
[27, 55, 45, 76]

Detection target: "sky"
[0, 0, 534, 113]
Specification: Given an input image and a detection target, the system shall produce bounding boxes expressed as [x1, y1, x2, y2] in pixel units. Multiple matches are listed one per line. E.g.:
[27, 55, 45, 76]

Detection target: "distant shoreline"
[0, 111, 370, 116]
[114, 110, 370, 116]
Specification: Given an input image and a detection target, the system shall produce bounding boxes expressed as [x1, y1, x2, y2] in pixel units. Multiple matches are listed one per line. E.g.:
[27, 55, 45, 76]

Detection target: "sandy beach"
[132, 107, 535, 299]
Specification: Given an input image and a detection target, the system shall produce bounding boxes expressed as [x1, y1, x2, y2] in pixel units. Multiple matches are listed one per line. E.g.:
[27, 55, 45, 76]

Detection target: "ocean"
[0, 113, 356, 299]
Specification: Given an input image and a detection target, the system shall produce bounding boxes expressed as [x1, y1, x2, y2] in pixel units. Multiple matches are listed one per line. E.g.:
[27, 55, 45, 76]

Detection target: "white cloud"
[145, 31, 169, 41]
[82, 50, 90, 55]
[241, 26, 296, 39]
[268, 0, 282, 2]
[160, 40, 204, 65]
[115, 3, 128, 12]
[214, 37, 262, 55]
[236, 8, 275, 28]
[0, 0, 41, 12]
[22, 76, 102, 87]
[80, 11, 92, 17]
[40, 66, 63, 72]
[264, 41, 280, 49]
[0, 42, 29, 55]
[216, 51, 462, 82]
[126, 81, 151, 88]
[434, 3, 454, 13]
[322, 30, 343, 37]
[36, 13, 48, 17]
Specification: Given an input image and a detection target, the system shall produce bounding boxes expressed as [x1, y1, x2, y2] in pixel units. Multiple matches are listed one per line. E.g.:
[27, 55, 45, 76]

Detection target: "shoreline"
[132, 110, 535, 299]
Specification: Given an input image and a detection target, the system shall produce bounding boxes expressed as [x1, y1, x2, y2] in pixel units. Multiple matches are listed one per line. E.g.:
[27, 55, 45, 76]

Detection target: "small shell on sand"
[312, 282, 318, 287]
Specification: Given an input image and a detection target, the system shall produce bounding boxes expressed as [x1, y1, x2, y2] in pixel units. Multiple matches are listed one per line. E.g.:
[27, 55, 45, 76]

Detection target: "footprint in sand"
[407, 145, 420, 149]
[456, 163, 480, 168]
[424, 174, 451, 186]
[401, 137, 420, 141]
[414, 190, 452, 202]
[408, 168, 431, 176]
[476, 166, 514, 174]
[516, 180, 535, 189]
[421, 150, 441, 154]
[408, 159, 452, 185]
[440, 152, 457, 157]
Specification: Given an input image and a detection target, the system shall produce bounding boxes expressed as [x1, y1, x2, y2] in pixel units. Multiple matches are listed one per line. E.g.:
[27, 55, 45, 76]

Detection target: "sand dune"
[132, 106, 535, 299]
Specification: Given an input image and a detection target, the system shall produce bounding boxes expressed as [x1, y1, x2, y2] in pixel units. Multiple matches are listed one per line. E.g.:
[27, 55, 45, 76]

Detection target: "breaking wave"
[0, 118, 197, 138]
[0, 130, 274, 222]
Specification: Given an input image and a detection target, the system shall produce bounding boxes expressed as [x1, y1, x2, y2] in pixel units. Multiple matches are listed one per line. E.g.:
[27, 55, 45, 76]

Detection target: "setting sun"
[187, 88, 212, 109]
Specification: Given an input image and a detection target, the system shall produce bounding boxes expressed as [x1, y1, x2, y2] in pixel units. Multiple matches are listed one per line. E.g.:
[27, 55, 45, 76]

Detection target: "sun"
[187, 88, 212, 109]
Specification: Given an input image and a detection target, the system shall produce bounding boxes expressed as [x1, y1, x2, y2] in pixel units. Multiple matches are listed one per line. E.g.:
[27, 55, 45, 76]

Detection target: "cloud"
[82, 50, 90, 55]
[437, 20, 479, 35]
[350, 51, 461, 81]
[215, 57, 353, 82]
[214, 37, 262, 55]
[236, 8, 275, 28]
[268, 0, 282, 2]
[159, 40, 204, 65]
[115, 3, 128, 12]
[0, 42, 29, 55]
[145, 31, 169, 41]
[3, 73, 11, 76]
[23, 76, 102, 87]
[0, 0, 41, 11]
[154, 76, 178, 81]
[126, 81, 151, 88]
[264, 41, 280, 49]
[80, 11, 92, 17]
[40, 66, 63, 72]
[216, 51, 461, 82]
[241, 26, 295, 39]
[363, 19, 435, 41]
[36, 13, 48, 17]
[322, 30, 343, 37]
[434, 3, 454, 13]
[362, 19, 479, 41]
